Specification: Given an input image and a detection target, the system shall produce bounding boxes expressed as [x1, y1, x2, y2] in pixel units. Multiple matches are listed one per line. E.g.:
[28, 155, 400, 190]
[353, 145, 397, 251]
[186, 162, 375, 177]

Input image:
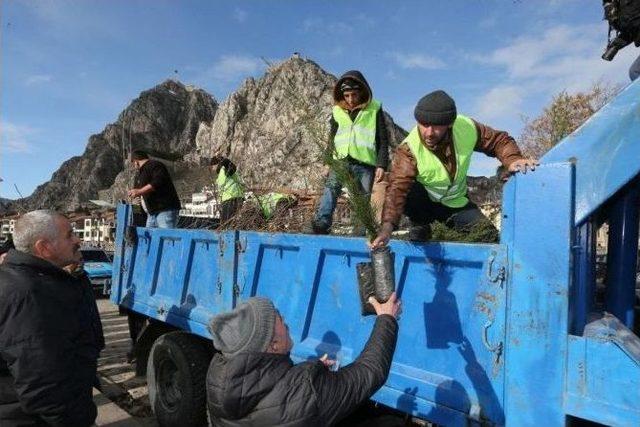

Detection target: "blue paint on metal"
[112, 205, 508, 425]
[84, 262, 113, 278]
[605, 183, 640, 329]
[566, 316, 640, 426]
[571, 220, 597, 335]
[502, 163, 575, 426]
[110, 82, 640, 426]
[543, 78, 640, 225]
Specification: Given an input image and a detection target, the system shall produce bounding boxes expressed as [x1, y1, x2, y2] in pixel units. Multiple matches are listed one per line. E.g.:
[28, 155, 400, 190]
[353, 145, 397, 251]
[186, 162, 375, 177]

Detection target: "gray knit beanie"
[209, 297, 277, 357]
[414, 90, 457, 126]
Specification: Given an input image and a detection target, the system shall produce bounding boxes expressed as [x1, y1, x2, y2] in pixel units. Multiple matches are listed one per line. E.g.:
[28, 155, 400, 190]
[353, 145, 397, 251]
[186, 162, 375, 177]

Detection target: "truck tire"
[147, 331, 212, 427]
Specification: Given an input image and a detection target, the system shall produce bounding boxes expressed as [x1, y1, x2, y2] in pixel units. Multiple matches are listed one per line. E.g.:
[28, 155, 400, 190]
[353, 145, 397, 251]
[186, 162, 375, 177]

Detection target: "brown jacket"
[381, 119, 523, 226]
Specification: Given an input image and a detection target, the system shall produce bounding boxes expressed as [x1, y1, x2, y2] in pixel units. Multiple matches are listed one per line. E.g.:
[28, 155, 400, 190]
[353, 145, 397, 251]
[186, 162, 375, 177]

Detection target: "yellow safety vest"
[256, 193, 293, 219]
[404, 115, 477, 208]
[216, 167, 244, 202]
[332, 99, 381, 166]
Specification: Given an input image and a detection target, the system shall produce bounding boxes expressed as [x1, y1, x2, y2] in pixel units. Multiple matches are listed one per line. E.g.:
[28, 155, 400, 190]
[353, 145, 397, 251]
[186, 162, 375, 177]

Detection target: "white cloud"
[233, 7, 247, 23]
[471, 22, 638, 133]
[477, 23, 635, 94]
[24, 0, 122, 41]
[302, 18, 351, 34]
[473, 85, 524, 123]
[24, 74, 52, 86]
[211, 55, 265, 82]
[389, 52, 446, 70]
[1, 122, 36, 153]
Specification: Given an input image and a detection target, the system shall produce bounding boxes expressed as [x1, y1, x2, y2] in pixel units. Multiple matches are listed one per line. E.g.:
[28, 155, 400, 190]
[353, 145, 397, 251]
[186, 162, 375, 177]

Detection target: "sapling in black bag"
[356, 247, 395, 315]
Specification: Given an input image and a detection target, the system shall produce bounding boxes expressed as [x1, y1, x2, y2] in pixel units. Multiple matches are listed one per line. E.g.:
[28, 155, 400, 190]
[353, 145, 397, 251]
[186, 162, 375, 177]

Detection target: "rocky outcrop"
[15, 80, 217, 211]
[7, 56, 504, 217]
[191, 56, 407, 191]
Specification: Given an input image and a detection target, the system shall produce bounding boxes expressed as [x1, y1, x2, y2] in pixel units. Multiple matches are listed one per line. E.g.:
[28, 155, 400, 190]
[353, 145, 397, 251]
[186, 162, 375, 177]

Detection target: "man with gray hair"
[206, 293, 400, 426]
[0, 210, 101, 426]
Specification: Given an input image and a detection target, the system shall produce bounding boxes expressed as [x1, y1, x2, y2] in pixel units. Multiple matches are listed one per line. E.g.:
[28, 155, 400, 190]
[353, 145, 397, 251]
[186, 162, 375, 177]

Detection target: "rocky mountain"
[190, 56, 407, 191]
[13, 80, 217, 212]
[6, 55, 501, 216]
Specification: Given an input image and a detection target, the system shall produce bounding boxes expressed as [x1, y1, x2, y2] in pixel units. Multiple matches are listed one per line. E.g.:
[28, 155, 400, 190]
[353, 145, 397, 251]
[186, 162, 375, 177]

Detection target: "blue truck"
[111, 80, 640, 426]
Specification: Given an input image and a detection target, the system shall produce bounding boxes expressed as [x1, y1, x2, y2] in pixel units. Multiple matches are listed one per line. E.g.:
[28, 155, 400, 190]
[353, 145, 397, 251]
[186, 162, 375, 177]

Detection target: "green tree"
[520, 82, 621, 158]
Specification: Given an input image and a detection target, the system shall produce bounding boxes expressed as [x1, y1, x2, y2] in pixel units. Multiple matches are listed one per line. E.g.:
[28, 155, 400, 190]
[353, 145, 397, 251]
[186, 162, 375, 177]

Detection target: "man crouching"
[206, 294, 401, 426]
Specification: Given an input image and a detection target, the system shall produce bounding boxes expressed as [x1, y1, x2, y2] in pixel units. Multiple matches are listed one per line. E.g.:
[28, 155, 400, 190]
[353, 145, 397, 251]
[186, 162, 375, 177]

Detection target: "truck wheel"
[147, 331, 212, 427]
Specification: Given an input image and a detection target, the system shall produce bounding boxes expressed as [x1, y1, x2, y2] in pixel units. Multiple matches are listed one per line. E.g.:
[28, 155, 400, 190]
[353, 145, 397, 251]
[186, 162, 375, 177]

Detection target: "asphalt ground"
[97, 297, 158, 427]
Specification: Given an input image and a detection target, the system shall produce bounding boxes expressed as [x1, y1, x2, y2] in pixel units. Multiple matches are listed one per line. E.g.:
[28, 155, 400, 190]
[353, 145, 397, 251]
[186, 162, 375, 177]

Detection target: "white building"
[0, 218, 16, 241]
[70, 215, 116, 249]
[181, 192, 219, 218]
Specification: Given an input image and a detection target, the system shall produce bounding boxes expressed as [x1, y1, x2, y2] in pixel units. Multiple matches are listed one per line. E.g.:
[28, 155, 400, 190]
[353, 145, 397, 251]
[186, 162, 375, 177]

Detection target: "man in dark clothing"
[128, 150, 181, 228]
[209, 156, 245, 223]
[206, 293, 401, 426]
[0, 237, 14, 264]
[371, 90, 538, 247]
[0, 210, 103, 426]
[311, 70, 389, 234]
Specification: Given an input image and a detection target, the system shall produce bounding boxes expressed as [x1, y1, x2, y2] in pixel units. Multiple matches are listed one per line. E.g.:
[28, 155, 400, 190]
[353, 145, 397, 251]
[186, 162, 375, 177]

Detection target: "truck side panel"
[113, 203, 508, 425]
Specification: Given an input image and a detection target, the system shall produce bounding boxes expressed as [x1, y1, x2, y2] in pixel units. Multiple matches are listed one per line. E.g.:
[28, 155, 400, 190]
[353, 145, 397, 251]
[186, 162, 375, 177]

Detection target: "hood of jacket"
[333, 70, 372, 110]
[207, 352, 293, 420]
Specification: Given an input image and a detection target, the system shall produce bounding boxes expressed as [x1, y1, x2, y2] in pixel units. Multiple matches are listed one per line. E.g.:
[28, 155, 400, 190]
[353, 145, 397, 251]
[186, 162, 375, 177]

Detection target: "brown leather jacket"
[382, 119, 523, 226]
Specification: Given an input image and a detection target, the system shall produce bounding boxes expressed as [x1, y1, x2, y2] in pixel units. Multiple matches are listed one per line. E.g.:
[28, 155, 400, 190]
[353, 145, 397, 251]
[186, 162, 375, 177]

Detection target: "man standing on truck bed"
[128, 150, 181, 228]
[0, 210, 103, 427]
[371, 90, 538, 248]
[310, 69, 389, 235]
[209, 156, 245, 223]
[206, 293, 401, 426]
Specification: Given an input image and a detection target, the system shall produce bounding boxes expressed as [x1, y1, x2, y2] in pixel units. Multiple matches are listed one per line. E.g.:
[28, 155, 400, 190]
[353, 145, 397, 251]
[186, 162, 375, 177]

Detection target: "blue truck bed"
[111, 79, 640, 426]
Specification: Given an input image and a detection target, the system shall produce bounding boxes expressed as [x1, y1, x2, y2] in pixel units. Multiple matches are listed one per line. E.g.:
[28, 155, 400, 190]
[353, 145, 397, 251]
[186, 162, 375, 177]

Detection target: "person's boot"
[304, 220, 330, 235]
[408, 224, 431, 241]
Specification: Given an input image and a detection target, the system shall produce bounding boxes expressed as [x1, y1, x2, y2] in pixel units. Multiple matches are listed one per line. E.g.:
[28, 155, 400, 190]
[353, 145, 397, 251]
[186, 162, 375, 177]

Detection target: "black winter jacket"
[206, 315, 398, 426]
[0, 250, 102, 427]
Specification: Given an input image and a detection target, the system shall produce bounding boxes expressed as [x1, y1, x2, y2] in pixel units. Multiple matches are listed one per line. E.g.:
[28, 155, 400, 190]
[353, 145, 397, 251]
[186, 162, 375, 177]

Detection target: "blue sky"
[1, 0, 638, 199]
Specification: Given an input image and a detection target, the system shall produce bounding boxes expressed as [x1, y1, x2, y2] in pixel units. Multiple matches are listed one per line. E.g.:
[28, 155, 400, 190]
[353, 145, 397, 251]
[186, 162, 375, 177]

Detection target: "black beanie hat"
[414, 90, 457, 126]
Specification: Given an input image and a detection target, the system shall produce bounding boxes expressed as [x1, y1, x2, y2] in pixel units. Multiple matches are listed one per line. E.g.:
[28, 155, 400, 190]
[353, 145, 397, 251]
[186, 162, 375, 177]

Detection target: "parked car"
[81, 248, 113, 296]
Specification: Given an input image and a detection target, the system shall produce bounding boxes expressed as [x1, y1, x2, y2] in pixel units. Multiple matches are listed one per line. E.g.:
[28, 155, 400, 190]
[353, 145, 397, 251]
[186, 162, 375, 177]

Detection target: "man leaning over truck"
[206, 293, 401, 426]
[370, 90, 538, 248]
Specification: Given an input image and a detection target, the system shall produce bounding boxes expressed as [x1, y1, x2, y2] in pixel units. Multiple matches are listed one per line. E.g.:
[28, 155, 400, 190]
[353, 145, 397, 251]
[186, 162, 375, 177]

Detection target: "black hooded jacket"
[206, 315, 398, 426]
[0, 250, 102, 427]
[329, 70, 390, 170]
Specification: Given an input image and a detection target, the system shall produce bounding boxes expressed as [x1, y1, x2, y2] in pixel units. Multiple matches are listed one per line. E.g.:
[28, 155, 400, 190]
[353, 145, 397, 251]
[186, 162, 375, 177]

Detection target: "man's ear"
[33, 239, 51, 258]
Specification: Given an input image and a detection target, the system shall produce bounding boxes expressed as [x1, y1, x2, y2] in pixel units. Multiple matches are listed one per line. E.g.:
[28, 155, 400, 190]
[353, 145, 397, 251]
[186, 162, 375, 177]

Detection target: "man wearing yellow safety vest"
[370, 90, 538, 248]
[210, 156, 244, 223]
[311, 70, 389, 234]
[256, 192, 295, 220]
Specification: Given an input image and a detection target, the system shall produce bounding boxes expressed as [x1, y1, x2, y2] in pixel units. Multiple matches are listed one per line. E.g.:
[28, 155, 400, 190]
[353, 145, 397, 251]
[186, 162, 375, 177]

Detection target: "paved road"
[97, 298, 157, 427]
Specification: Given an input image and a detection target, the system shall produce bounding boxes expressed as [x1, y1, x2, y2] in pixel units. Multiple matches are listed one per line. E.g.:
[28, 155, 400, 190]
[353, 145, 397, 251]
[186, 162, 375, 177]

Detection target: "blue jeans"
[314, 163, 374, 229]
[630, 52, 640, 81]
[146, 209, 179, 228]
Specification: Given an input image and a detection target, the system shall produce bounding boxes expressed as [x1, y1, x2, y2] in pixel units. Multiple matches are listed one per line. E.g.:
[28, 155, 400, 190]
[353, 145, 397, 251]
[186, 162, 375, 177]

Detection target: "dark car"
[80, 248, 113, 296]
